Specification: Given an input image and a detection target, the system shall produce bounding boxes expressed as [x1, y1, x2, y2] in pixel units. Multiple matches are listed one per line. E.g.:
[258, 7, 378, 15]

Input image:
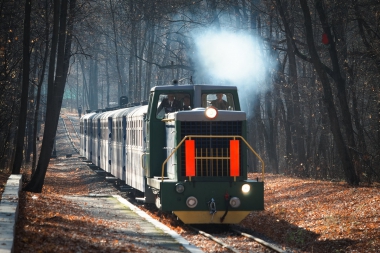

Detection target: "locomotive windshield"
[202, 92, 235, 110]
[156, 93, 192, 119]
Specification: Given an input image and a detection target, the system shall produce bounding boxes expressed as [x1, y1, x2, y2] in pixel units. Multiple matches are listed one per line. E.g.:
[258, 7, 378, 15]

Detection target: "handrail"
[161, 135, 265, 182]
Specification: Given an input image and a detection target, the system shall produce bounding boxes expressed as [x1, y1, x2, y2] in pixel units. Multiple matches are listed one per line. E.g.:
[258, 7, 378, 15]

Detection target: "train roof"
[98, 110, 119, 121]
[81, 112, 96, 120]
[111, 105, 148, 119]
[150, 84, 238, 92]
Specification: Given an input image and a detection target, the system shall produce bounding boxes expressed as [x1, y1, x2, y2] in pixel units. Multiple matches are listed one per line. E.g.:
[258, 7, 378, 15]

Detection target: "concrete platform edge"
[113, 195, 204, 253]
[0, 174, 22, 253]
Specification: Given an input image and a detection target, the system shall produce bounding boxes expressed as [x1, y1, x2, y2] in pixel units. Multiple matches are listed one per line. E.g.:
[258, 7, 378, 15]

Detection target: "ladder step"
[94, 170, 107, 175]
[119, 186, 134, 192]
[105, 177, 118, 181]
[135, 197, 145, 203]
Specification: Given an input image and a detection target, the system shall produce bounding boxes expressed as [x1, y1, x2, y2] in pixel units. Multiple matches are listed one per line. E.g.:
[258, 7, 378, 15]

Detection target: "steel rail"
[189, 225, 287, 253]
[231, 228, 287, 253]
[66, 115, 80, 139]
[189, 226, 241, 253]
[60, 114, 79, 154]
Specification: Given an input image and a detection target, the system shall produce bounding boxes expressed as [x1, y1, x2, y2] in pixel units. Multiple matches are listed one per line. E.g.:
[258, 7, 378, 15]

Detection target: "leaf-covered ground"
[241, 173, 380, 252]
[12, 166, 150, 253]
[1, 168, 378, 252]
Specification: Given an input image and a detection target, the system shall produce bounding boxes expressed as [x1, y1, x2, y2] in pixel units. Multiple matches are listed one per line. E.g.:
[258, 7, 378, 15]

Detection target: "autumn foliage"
[240, 173, 380, 252]
[1, 164, 379, 252]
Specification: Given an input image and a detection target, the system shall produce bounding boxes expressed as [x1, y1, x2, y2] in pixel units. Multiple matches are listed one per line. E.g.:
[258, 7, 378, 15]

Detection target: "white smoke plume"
[190, 29, 274, 113]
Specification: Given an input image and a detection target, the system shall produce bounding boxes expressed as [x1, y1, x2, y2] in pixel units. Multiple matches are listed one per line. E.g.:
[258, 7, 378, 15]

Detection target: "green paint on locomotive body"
[145, 85, 195, 178]
[144, 84, 264, 214]
[160, 180, 264, 211]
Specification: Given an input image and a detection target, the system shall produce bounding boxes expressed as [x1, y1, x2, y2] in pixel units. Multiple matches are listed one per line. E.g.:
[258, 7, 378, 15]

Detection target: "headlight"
[175, 183, 185, 193]
[205, 106, 218, 119]
[229, 197, 241, 208]
[242, 184, 250, 193]
[186, 196, 198, 208]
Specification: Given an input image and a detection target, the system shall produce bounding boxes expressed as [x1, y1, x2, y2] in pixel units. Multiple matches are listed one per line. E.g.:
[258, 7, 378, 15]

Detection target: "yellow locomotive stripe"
[173, 211, 251, 224]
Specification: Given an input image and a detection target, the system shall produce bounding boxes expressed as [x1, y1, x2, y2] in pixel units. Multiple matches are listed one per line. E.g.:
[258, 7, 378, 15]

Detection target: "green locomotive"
[144, 84, 264, 224]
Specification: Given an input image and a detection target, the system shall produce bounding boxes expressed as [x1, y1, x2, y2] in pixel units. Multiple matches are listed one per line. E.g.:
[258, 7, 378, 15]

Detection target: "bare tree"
[24, 0, 76, 192]
[12, 0, 32, 174]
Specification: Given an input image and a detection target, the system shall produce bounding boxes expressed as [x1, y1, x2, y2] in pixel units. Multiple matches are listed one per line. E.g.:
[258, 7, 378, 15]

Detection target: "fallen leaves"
[2, 167, 377, 253]
[14, 189, 148, 253]
[6, 158, 146, 253]
[240, 173, 380, 252]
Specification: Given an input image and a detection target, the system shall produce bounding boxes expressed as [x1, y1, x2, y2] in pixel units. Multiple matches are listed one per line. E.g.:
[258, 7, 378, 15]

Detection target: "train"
[80, 83, 264, 224]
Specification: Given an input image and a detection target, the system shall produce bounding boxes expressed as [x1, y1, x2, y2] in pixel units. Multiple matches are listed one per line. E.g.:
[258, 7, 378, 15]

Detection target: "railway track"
[66, 115, 80, 139]
[138, 205, 292, 252]
[60, 113, 80, 154]
[60, 113, 290, 253]
[188, 225, 287, 253]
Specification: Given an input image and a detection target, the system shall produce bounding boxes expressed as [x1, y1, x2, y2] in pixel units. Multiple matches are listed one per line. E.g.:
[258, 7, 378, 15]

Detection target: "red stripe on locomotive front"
[185, 140, 195, 176]
[230, 140, 240, 176]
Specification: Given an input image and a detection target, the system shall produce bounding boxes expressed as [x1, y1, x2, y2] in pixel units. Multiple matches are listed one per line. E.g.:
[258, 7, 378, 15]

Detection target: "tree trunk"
[25, 78, 34, 163]
[26, 52, 39, 164]
[12, 0, 32, 174]
[89, 55, 98, 110]
[288, 42, 307, 176]
[265, 90, 278, 173]
[353, 0, 380, 74]
[277, 55, 293, 174]
[106, 57, 110, 108]
[24, 0, 76, 192]
[299, 0, 359, 185]
[23, 0, 61, 192]
[315, 1, 359, 179]
[129, 1, 137, 102]
[279, 85, 293, 174]
[109, 0, 124, 97]
[144, 24, 155, 101]
[79, 57, 90, 110]
[32, 69, 45, 173]
[278, 0, 307, 175]
[137, 22, 147, 103]
[253, 94, 267, 172]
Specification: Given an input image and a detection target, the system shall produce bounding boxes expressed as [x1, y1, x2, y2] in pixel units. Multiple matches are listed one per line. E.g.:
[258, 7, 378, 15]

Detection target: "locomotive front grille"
[180, 121, 242, 177]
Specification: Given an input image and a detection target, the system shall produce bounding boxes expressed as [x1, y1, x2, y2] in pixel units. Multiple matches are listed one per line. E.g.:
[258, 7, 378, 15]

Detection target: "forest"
[1, 0, 379, 188]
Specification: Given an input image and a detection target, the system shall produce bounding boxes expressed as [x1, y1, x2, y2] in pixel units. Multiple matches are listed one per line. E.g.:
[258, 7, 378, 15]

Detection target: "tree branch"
[135, 55, 194, 71]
